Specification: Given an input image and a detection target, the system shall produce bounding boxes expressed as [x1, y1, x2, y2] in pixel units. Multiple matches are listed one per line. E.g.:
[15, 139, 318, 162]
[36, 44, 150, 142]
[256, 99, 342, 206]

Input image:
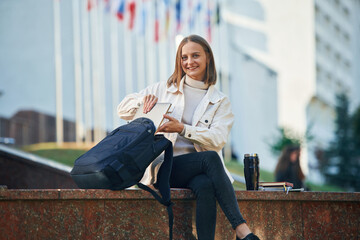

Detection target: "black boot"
[236, 233, 260, 240]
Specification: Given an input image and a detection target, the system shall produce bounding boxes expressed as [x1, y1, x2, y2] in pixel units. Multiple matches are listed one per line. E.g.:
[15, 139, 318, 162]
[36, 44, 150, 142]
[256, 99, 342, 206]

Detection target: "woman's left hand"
[157, 114, 184, 133]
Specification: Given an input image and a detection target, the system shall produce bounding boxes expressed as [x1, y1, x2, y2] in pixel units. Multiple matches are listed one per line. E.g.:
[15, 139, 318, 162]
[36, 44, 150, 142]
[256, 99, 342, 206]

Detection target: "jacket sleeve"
[183, 96, 234, 152]
[117, 82, 161, 121]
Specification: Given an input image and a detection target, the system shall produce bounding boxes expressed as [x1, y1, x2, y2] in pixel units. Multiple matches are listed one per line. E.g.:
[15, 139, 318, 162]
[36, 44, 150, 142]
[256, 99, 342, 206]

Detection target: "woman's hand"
[143, 94, 158, 113]
[157, 115, 184, 133]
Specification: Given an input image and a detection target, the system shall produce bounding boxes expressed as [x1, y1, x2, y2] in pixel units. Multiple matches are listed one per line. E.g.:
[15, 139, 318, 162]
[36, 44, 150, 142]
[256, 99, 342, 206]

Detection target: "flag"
[154, 0, 159, 42]
[190, 1, 201, 30]
[164, 0, 170, 35]
[206, 0, 212, 42]
[215, 2, 220, 25]
[104, 0, 111, 13]
[139, 0, 147, 35]
[128, 0, 136, 29]
[117, 0, 126, 21]
[165, 9, 170, 35]
[87, 0, 93, 11]
[188, 0, 193, 31]
[175, 0, 181, 33]
[196, 1, 202, 12]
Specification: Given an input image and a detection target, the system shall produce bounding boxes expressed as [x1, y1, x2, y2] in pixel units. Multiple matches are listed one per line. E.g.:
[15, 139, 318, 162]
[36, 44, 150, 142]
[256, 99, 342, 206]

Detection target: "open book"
[259, 182, 294, 188]
[132, 102, 172, 130]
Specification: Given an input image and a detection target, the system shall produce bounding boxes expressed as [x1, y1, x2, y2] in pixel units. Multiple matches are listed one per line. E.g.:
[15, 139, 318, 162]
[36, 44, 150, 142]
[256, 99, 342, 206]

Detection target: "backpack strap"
[137, 136, 173, 240]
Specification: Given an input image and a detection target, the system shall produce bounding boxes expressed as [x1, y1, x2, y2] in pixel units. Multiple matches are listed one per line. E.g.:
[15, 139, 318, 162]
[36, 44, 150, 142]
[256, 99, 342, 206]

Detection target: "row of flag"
[53, 0, 225, 143]
[86, 0, 221, 42]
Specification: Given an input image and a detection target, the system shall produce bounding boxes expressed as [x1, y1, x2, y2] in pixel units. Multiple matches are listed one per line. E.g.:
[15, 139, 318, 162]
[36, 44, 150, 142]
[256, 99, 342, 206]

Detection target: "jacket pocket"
[198, 114, 212, 128]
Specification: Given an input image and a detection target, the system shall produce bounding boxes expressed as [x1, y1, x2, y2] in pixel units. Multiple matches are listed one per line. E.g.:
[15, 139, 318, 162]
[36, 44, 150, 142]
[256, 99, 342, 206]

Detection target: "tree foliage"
[352, 105, 360, 153]
[317, 93, 360, 191]
[268, 126, 312, 157]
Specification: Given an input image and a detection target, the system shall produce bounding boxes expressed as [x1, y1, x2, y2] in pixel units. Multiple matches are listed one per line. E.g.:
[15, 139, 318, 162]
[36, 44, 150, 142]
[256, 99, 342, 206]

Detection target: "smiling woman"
[117, 35, 259, 240]
[168, 34, 217, 87]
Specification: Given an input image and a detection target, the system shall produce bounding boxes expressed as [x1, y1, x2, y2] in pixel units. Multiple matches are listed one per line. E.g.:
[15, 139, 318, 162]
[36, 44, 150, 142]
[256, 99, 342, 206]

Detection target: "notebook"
[132, 102, 172, 130]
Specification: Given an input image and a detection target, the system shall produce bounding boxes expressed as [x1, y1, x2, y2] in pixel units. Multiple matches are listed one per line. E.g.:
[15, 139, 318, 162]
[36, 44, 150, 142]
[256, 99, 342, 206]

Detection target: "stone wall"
[0, 145, 78, 189]
[1, 189, 359, 240]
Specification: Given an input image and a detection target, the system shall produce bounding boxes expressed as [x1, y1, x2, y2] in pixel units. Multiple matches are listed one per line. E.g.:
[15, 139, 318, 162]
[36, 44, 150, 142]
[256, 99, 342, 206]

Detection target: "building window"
[336, 81, 342, 92]
[343, 32, 350, 44]
[343, 7, 349, 18]
[326, 73, 332, 82]
[334, 24, 340, 38]
[344, 60, 351, 71]
[324, 14, 331, 26]
[325, 44, 332, 57]
[315, 4, 320, 15]
[335, 52, 341, 63]
[315, 34, 321, 51]
[316, 64, 322, 79]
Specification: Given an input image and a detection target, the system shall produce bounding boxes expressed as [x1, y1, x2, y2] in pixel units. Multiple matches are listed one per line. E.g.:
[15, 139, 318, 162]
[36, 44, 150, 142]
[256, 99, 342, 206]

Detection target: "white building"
[218, 1, 279, 169]
[223, 0, 360, 182]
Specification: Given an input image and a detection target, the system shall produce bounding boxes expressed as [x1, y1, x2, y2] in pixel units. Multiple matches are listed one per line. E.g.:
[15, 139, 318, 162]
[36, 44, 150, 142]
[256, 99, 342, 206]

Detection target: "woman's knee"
[188, 175, 215, 197]
[201, 151, 223, 168]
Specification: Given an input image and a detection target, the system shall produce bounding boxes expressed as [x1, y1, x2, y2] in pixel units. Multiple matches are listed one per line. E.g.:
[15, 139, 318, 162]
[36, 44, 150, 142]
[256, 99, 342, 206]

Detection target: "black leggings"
[169, 151, 246, 239]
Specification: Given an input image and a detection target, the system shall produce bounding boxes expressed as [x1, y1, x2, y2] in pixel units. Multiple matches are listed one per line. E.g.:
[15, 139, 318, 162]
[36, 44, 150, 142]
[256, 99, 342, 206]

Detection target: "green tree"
[352, 106, 360, 153]
[268, 126, 313, 157]
[319, 93, 360, 191]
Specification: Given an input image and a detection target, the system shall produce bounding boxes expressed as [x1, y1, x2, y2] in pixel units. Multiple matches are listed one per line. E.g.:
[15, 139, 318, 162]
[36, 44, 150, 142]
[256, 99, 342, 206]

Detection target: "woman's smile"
[181, 41, 207, 81]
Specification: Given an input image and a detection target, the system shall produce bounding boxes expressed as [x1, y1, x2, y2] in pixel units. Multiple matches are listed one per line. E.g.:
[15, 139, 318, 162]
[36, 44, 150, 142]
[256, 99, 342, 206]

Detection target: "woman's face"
[290, 150, 300, 163]
[181, 41, 207, 81]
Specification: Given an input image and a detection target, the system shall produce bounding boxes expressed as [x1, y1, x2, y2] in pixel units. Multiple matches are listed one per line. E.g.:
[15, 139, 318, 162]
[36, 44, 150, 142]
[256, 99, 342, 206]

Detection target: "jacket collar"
[166, 76, 223, 104]
[206, 85, 223, 104]
[166, 77, 185, 94]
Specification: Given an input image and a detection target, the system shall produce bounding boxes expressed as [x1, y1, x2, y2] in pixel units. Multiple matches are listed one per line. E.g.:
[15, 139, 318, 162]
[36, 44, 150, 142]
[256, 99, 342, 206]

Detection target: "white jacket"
[117, 78, 235, 184]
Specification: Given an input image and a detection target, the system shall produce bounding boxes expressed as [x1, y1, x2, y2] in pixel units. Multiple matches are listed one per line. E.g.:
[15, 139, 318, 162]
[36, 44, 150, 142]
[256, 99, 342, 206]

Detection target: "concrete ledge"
[1, 188, 360, 201]
[1, 189, 360, 239]
[0, 144, 77, 189]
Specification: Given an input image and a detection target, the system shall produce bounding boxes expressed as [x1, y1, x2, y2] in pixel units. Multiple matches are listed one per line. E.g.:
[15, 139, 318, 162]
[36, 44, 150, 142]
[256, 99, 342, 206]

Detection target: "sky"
[0, 0, 79, 122]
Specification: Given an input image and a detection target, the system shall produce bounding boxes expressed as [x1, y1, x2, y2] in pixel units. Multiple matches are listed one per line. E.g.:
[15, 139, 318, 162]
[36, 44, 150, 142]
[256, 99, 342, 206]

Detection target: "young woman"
[117, 35, 259, 240]
[275, 145, 305, 189]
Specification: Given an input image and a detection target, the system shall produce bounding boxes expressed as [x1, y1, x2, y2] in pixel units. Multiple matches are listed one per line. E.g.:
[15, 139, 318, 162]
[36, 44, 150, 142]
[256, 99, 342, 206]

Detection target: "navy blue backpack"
[70, 117, 174, 239]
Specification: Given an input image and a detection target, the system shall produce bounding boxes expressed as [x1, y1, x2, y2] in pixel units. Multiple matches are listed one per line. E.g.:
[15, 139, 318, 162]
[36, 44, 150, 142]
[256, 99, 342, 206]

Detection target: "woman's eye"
[193, 54, 199, 58]
[182, 56, 187, 60]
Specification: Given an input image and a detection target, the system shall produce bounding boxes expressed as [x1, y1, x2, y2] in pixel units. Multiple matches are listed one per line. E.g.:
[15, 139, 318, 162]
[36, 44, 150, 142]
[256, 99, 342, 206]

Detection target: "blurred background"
[1, 0, 360, 191]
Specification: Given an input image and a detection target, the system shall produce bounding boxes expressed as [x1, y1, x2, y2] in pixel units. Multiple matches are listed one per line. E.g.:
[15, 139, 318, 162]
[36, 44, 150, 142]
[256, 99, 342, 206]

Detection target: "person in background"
[274, 145, 306, 189]
[117, 35, 259, 240]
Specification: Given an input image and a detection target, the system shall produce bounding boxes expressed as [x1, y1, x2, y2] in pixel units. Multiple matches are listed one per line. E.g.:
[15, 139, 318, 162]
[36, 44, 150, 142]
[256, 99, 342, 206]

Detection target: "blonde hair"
[167, 35, 217, 88]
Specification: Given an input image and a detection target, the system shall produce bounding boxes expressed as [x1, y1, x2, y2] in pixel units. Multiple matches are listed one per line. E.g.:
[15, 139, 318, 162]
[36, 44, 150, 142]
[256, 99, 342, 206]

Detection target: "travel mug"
[243, 153, 260, 190]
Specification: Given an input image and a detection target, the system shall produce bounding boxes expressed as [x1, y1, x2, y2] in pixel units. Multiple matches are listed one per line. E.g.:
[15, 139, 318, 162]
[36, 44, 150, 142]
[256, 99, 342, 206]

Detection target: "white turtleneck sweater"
[173, 75, 209, 156]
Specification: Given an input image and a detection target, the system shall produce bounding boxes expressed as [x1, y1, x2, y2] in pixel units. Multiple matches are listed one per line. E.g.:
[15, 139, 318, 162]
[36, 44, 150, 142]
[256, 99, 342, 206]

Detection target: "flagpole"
[217, 0, 231, 161]
[53, 0, 64, 145]
[97, 0, 106, 138]
[164, 2, 172, 79]
[82, 0, 92, 143]
[147, 1, 155, 85]
[124, 12, 133, 95]
[116, 1, 126, 104]
[143, 0, 150, 87]
[110, 5, 120, 129]
[73, 0, 83, 144]
[137, 0, 146, 91]
[90, 0, 101, 142]
[154, 0, 160, 84]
